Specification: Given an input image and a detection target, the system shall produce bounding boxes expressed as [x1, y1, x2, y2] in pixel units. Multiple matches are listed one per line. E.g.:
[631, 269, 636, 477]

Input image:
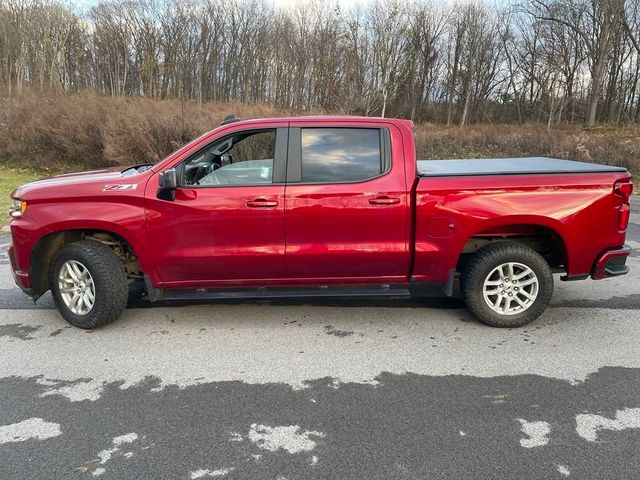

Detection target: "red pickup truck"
[8, 115, 633, 329]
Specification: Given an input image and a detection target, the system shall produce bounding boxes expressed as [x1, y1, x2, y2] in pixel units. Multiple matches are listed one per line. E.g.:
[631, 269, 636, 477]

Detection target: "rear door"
[284, 121, 411, 282]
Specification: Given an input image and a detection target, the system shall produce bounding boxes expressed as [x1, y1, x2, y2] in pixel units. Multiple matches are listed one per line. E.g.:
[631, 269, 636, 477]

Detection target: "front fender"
[11, 199, 156, 285]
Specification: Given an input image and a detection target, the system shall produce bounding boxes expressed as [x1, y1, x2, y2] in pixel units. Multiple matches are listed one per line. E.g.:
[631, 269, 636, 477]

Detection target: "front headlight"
[10, 199, 27, 218]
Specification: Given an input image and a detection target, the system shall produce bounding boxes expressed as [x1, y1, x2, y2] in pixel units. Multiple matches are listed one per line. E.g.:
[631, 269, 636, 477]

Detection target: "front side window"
[300, 128, 383, 183]
[181, 129, 275, 186]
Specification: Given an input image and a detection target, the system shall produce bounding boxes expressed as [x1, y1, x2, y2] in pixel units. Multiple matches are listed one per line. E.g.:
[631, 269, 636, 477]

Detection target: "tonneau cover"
[417, 157, 628, 177]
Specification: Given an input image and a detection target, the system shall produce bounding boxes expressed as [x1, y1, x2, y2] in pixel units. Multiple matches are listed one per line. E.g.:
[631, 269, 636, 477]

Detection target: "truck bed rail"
[417, 157, 628, 177]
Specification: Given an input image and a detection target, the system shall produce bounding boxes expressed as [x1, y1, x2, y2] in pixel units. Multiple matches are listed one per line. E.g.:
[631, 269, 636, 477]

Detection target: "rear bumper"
[591, 244, 632, 280]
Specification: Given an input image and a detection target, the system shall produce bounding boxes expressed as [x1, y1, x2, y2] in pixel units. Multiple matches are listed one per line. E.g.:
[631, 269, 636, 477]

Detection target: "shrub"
[0, 94, 288, 171]
[0, 94, 637, 176]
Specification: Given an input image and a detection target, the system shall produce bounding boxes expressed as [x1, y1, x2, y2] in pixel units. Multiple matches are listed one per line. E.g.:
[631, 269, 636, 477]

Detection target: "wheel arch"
[29, 227, 146, 298]
[456, 219, 569, 274]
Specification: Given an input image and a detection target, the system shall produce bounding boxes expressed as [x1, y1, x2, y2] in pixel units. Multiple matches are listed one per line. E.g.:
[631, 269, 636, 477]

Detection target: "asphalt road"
[0, 198, 639, 480]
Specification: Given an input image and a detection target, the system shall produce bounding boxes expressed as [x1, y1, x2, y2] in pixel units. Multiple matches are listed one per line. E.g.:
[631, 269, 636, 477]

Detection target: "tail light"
[618, 204, 630, 230]
[614, 180, 633, 231]
[615, 181, 633, 202]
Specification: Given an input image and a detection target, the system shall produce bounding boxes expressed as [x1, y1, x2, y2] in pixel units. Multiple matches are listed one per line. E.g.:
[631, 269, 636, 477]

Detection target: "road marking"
[557, 465, 570, 476]
[246, 424, 324, 453]
[0, 417, 61, 444]
[576, 408, 640, 442]
[517, 419, 550, 448]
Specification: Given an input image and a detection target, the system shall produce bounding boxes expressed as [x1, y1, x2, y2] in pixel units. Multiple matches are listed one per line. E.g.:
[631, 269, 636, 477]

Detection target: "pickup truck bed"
[418, 157, 628, 177]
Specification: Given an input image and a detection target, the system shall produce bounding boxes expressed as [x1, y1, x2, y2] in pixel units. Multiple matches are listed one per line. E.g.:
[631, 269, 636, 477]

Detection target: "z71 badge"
[103, 184, 138, 191]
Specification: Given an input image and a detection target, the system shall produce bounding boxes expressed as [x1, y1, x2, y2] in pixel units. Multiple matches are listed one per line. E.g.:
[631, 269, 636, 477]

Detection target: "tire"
[51, 241, 128, 329]
[461, 242, 553, 328]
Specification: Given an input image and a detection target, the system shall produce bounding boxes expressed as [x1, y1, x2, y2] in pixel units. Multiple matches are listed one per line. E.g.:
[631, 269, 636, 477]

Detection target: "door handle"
[246, 199, 278, 208]
[369, 196, 401, 205]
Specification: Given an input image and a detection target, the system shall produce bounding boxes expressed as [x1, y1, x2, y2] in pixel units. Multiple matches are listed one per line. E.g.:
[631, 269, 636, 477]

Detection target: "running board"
[143, 276, 449, 303]
[144, 282, 417, 303]
[161, 286, 412, 301]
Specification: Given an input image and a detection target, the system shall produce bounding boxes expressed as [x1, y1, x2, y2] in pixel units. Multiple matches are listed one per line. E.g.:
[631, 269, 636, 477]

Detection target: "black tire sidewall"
[51, 241, 127, 329]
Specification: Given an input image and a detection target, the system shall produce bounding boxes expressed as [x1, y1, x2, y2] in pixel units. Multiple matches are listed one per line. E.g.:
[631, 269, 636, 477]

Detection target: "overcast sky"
[63, 0, 363, 19]
[71, 0, 507, 17]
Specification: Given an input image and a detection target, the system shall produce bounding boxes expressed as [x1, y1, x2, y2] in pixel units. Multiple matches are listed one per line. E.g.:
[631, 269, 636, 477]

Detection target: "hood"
[11, 166, 147, 200]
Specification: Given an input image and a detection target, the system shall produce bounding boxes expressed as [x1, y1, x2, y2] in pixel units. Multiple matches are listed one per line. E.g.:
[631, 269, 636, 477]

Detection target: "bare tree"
[0, 0, 639, 126]
[527, 0, 625, 127]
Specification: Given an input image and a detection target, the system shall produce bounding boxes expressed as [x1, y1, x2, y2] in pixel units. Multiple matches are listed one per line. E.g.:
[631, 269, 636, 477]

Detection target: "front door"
[145, 126, 288, 287]
[284, 122, 411, 282]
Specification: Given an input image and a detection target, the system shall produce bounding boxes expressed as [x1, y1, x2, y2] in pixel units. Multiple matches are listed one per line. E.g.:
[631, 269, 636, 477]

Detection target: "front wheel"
[461, 242, 553, 328]
[51, 241, 128, 329]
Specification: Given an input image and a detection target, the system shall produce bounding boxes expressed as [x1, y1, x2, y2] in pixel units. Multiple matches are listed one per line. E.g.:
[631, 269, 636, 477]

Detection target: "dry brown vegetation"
[0, 95, 638, 177]
[0, 95, 287, 172]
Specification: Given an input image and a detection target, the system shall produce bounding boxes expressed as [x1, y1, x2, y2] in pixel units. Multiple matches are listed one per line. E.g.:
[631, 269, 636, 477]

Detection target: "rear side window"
[300, 128, 384, 183]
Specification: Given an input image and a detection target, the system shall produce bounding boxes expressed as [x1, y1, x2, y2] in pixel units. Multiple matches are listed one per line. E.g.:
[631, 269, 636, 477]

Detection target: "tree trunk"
[585, 49, 607, 128]
[459, 77, 471, 127]
[381, 88, 388, 117]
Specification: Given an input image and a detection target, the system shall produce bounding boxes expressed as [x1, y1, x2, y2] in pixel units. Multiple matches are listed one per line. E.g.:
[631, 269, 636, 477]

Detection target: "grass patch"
[0, 166, 41, 225]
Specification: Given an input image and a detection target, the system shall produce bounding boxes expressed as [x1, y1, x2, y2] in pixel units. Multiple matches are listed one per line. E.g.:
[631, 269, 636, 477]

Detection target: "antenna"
[220, 114, 241, 126]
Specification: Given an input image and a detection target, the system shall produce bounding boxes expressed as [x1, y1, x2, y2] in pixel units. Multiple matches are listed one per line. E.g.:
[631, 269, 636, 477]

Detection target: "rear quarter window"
[300, 128, 383, 183]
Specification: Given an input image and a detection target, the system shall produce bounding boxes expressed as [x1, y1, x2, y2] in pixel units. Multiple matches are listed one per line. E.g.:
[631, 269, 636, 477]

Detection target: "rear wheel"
[461, 242, 553, 327]
[51, 241, 128, 329]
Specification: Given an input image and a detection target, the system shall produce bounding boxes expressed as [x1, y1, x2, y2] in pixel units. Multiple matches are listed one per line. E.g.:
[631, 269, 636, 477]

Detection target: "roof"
[222, 115, 413, 127]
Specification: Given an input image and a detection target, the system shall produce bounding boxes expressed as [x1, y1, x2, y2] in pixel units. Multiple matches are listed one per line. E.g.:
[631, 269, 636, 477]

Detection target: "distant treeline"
[1, 0, 640, 127]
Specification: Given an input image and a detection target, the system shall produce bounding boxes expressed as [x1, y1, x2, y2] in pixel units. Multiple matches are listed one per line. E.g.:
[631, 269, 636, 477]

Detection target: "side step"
[145, 282, 413, 303]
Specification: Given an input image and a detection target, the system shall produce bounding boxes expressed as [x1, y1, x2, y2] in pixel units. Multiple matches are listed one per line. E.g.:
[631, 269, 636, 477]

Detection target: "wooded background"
[2, 0, 640, 128]
[1, 0, 640, 178]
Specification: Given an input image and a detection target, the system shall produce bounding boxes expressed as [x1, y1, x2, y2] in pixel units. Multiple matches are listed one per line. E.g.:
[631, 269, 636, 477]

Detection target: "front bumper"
[8, 242, 33, 294]
[591, 244, 632, 280]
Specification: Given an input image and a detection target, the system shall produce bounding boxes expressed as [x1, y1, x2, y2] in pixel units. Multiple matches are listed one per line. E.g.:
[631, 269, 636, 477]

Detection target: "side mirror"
[157, 168, 177, 201]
